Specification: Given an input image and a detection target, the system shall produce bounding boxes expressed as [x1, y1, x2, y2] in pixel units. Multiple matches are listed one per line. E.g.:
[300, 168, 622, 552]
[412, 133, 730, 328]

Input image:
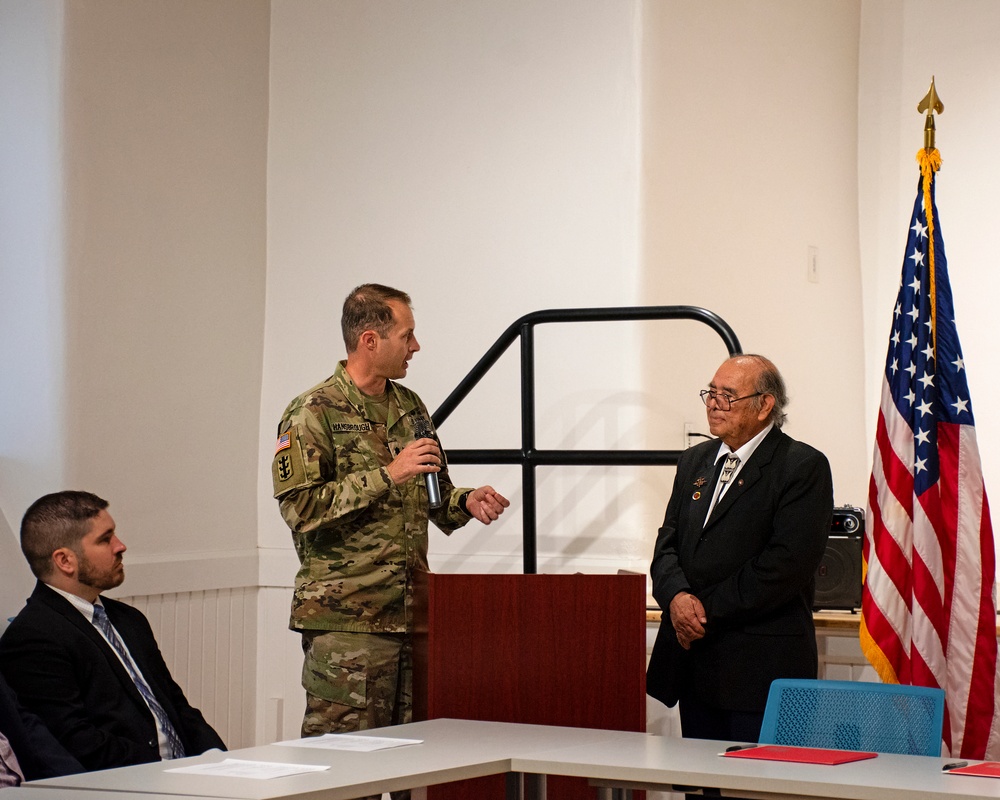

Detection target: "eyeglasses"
[699, 389, 763, 411]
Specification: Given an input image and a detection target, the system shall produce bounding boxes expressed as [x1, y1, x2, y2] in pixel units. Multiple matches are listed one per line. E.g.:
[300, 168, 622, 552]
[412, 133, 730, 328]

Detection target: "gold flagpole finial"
[917, 77, 944, 151]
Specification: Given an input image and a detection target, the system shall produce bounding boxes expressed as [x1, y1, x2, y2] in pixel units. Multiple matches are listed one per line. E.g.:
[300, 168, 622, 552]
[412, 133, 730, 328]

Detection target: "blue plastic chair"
[759, 678, 945, 756]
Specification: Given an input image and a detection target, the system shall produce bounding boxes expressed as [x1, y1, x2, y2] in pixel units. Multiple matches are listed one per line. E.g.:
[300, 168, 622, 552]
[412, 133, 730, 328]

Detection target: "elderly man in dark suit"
[647, 354, 833, 744]
[0, 491, 225, 771]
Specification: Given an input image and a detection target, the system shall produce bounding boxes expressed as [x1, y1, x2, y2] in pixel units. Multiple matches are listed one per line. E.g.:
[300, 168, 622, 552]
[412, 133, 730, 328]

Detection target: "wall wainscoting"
[117, 586, 259, 750]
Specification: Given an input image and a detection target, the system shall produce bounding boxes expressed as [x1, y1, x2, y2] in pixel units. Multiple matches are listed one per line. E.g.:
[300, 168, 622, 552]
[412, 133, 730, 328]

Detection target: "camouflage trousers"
[300, 630, 412, 800]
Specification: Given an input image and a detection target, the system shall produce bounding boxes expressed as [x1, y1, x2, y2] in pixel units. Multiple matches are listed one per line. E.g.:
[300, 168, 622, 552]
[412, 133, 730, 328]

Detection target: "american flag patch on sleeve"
[275, 432, 291, 454]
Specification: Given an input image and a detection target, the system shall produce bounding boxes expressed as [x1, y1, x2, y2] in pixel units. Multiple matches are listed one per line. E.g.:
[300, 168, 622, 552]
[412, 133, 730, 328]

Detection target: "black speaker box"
[813, 507, 864, 611]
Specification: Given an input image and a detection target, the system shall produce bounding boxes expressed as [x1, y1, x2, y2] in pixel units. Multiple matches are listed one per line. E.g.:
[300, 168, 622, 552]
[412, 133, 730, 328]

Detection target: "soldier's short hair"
[341, 284, 412, 352]
[20, 491, 109, 579]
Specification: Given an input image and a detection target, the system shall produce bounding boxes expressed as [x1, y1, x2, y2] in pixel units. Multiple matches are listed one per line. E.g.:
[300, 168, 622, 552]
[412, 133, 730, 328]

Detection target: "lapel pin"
[693, 477, 707, 488]
[692, 491, 702, 501]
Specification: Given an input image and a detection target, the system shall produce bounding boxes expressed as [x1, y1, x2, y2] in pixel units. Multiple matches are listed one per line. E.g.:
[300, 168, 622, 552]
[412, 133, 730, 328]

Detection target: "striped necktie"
[92, 604, 186, 759]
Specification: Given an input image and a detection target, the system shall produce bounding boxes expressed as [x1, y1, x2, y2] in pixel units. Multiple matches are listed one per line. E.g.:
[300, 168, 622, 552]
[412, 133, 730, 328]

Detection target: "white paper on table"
[275, 734, 424, 752]
[164, 758, 331, 779]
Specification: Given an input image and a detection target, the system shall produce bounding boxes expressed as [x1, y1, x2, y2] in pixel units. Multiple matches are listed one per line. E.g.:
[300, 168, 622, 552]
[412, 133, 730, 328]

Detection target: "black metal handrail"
[432, 305, 742, 573]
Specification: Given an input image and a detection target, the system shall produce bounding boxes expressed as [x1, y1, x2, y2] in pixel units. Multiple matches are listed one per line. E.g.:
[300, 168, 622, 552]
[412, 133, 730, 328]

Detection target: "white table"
[7, 790, 221, 800]
[22, 718, 614, 800]
[27, 719, 1000, 800]
[511, 734, 1000, 800]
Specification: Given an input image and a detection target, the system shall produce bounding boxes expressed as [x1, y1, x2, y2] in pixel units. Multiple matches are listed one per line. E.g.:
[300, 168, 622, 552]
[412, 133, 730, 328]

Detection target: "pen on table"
[942, 761, 968, 771]
[725, 745, 757, 752]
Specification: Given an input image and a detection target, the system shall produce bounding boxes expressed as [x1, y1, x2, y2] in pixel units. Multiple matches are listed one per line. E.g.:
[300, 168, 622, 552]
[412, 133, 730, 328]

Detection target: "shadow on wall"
[0, 508, 33, 632]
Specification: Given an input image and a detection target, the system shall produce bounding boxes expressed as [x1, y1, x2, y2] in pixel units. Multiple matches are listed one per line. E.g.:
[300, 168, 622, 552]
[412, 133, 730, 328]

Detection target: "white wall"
[1, 1, 270, 578]
[641, 0, 868, 518]
[0, 0, 270, 745]
[261, 0, 647, 576]
[859, 0, 1000, 523]
[260, 0, 870, 584]
[59, 0, 269, 576]
[0, 0, 66, 617]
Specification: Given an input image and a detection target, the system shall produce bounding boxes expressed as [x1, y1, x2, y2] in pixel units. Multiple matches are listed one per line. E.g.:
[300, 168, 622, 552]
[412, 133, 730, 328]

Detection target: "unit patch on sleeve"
[272, 427, 308, 495]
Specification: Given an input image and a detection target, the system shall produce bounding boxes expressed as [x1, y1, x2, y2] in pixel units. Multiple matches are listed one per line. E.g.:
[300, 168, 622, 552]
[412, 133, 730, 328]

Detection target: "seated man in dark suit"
[0, 491, 225, 771]
[0, 670, 83, 785]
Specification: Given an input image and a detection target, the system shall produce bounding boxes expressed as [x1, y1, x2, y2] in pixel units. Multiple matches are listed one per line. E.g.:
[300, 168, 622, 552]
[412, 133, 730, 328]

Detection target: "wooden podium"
[413, 572, 646, 800]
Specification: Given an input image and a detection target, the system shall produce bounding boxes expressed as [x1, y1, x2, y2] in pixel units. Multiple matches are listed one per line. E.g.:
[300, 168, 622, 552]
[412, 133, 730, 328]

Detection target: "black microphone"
[413, 418, 443, 508]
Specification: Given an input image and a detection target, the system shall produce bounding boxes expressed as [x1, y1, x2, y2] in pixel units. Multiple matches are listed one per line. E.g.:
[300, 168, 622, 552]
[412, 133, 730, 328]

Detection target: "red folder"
[946, 762, 1000, 778]
[724, 745, 878, 765]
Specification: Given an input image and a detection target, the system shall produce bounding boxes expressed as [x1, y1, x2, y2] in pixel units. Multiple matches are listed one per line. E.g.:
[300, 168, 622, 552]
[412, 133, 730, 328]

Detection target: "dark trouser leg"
[678, 698, 764, 800]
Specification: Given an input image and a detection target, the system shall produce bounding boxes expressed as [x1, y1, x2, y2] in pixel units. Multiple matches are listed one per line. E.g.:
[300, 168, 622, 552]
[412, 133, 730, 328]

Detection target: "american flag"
[861, 150, 1000, 759]
[275, 432, 291, 454]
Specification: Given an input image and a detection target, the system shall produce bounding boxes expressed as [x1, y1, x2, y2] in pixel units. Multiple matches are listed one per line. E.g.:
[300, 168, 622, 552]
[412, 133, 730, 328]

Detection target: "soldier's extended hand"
[466, 486, 510, 525]
[387, 438, 441, 485]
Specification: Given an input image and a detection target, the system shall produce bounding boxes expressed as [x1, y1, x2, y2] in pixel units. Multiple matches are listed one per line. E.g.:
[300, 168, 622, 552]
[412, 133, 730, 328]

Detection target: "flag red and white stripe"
[861, 150, 1000, 760]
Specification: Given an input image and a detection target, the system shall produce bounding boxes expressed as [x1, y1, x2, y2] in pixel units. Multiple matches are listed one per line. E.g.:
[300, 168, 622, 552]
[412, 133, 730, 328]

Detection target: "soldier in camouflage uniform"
[272, 284, 509, 765]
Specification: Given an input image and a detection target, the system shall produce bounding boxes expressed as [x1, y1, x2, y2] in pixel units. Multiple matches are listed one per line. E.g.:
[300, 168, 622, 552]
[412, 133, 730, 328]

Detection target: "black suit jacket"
[0, 669, 82, 780]
[0, 582, 225, 771]
[647, 426, 833, 713]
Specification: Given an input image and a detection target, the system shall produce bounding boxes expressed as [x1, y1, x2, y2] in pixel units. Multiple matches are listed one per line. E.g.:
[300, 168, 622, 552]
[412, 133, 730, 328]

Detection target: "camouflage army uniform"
[272, 361, 473, 743]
